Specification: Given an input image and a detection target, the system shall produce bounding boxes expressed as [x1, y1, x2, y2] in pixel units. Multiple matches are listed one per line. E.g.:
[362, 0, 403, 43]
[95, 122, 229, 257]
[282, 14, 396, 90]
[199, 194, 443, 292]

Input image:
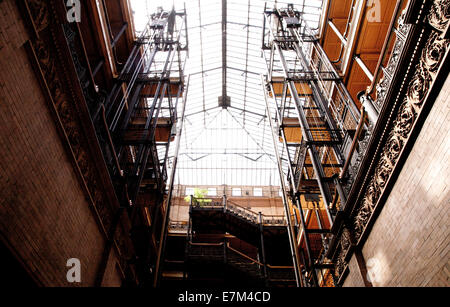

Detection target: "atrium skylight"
[130, 0, 324, 186]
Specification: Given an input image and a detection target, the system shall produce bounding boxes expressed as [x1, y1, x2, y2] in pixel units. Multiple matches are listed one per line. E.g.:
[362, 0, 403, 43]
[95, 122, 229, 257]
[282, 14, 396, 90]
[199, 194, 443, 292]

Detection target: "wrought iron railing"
[367, 2, 409, 111]
[330, 0, 450, 286]
[341, 6, 412, 197]
[190, 198, 223, 208]
[226, 201, 259, 224]
[186, 241, 295, 283]
[190, 197, 287, 226]
[168, 220, 189, 232]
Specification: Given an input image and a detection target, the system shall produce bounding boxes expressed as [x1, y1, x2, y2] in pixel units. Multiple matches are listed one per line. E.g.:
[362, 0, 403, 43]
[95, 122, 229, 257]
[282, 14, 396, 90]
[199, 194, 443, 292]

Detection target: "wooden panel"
[281, 117, 332, 144]
[356, 0, 397, 55]
[321, 0, 353, 68]
[155, 125, 173, 142]
[104, 0, 135, 64]
[270, 81, 312, 97]
[125, 117, 174, 142]
[346, 53, 379, 104]
[328, 0, 354, 19]
[142, 82, 182, 97]
[282, 117, 302, 143]
[322, 18, 348, 64]
[283, 126, 302, 143]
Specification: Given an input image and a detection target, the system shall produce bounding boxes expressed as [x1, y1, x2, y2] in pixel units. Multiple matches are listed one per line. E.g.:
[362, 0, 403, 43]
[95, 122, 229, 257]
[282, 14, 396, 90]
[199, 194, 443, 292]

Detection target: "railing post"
[188, 212, 193, 242]
[258, 212, 268, 284]
[333, 175, 348, 210]
[262, 76, 302, 287]
[183, 217, 190, 281]
[223, 237, 228, 265]
[223, 194, 227, 212]
[152, 74, 190, 288]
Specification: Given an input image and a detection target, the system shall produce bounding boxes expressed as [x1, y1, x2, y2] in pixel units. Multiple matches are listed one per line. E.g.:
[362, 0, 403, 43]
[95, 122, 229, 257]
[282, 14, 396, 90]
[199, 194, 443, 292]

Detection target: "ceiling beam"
[218, 0, 230, 109]
[242, 0, 251, 127]
[197, 0, 206, 125]
[222, 0, 227, 100]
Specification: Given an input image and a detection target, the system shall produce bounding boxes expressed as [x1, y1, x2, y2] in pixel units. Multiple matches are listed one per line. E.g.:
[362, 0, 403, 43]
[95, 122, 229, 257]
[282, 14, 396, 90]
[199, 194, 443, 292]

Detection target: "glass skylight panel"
[130, 0, 324, 187]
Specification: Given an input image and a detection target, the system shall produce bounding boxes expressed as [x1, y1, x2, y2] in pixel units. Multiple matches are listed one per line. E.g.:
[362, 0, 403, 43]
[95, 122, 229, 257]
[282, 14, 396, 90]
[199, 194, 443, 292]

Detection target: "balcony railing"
[168, 220, 189, 233]
[189, 196, 287, 226]
[367, 2, 410, 111]
[341, 4, 412, 198]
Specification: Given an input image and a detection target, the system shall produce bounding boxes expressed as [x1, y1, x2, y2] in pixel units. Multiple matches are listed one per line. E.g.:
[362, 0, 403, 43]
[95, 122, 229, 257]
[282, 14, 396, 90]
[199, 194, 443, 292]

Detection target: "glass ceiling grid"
[130, 0, 324, 187]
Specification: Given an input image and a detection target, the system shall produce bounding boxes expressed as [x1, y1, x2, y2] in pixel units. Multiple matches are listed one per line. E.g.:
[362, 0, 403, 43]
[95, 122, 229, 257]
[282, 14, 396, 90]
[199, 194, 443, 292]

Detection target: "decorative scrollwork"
[342, 124, 373, 195]
[333, 228, 352, 280]
[26, 0, 116, 233]
[334, 0, 450, 282]
[334, 249, 346, 279]
[385, 39, 404, 78]
[422, 31, 448, 75]
[373, 9, 411, 112]
[428, 0, 450, 32]
[352, 2, 450, 242]
[27, 0, 50, 32]
[375, 77, 389, 110]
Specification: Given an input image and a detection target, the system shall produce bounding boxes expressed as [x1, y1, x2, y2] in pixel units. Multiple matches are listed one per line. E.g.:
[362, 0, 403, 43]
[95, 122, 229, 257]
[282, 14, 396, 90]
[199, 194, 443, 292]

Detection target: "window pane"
[232, 188, 241, 196]
[186, 187, 195, 196]
[253, 188, 263, 197]
[207, 188, 217, 196]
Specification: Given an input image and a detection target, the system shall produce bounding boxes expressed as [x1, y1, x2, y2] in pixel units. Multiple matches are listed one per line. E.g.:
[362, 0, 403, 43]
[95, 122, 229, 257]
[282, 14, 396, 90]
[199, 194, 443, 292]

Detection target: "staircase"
[226, 201, 286, 226]
[266, 266, 297, 287]
[184, 242, 296, 287]
[226, 245, 264, 282]
[184, 197, 296, 286]
[191, 198, 286, 226]
[190, 199, 288, 249]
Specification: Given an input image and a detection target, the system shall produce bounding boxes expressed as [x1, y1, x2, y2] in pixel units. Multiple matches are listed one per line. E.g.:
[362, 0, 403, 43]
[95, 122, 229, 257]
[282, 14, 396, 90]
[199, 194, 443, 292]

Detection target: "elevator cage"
[261, 5, 363, 287]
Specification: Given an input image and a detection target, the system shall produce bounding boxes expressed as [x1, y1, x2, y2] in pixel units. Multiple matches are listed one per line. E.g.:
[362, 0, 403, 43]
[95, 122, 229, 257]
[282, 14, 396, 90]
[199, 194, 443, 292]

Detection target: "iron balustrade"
[185, 241, 295, 284]
[190, 197, 287, 226]
[168, 221, 189, 233]
[341, 3, 412, 196]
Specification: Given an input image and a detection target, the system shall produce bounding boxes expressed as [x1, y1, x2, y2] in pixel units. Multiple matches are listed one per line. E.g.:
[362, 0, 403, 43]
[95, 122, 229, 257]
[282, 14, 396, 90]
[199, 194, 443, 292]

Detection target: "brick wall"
[0, 0, 121, 286]
[343, 74, 450, 287]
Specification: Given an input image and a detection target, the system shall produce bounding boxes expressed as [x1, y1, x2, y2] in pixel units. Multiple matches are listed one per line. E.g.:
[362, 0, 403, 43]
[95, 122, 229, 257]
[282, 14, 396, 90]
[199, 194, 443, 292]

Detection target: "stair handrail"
[226, 244, 263, 266]
[189, 242, 224, 247]
[266, 265, 294, 269]
[190, 197, 287, 226]
[168, 220, 188, 231]
[227, 201, 287, 226]
[191, 197, 222, 208]
[226, 200, 260, 223]
[227, 245, 294, 271]
[261, 215, 287, 226]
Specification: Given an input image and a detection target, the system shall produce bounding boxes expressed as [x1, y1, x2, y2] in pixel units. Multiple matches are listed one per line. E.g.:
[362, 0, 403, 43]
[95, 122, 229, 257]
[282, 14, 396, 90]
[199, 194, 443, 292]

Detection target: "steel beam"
[262, 75, 302, 288]
[154, 75, 190, 287]
[272, 40, 334, 226]
[264, 76, 319, 287]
